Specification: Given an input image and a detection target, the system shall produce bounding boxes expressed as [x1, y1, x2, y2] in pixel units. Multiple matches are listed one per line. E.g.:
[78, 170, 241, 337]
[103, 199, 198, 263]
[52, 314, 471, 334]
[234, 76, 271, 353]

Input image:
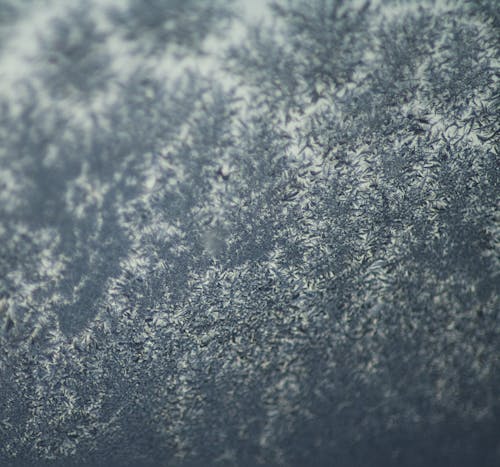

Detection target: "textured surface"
[0, 0, 499, 466]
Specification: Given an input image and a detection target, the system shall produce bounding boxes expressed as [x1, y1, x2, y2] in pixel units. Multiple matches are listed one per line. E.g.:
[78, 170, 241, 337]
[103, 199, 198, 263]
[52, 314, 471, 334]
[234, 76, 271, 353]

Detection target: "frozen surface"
[0, 0, 499, 466]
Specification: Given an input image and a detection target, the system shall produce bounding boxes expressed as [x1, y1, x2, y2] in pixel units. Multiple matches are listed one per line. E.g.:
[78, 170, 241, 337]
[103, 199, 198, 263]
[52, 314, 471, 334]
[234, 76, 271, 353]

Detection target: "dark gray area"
[0, 0, 499, 466]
